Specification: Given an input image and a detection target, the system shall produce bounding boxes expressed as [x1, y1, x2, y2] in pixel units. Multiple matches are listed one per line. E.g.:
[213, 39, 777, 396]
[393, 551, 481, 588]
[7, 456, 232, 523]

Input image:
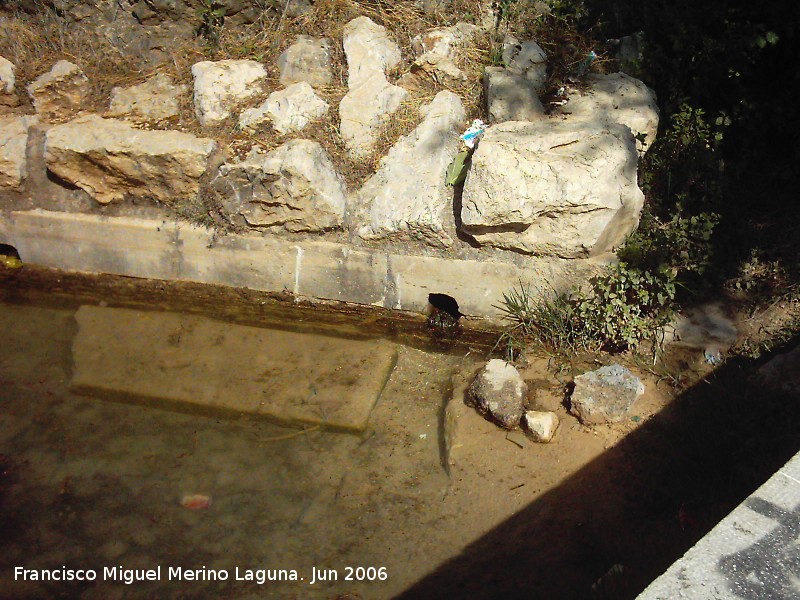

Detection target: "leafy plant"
[576, 263, 676, 352]
[197, 0, 226, 48]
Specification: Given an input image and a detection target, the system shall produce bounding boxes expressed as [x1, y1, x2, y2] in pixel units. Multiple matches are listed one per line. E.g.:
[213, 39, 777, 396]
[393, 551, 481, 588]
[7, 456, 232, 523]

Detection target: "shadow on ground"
[397, 336, 800, 599]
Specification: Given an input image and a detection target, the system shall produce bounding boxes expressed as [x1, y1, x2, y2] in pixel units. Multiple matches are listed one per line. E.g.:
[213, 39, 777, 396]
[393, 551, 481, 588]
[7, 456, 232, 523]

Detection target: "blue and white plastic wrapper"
[460, 119, 486, 149]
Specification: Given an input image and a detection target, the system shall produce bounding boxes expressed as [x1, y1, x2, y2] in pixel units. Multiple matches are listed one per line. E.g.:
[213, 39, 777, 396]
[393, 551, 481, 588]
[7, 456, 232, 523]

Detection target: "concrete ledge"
[71, 305, 397, 432]
[0, 209, 601, 318]
[638, 451, 800, 598]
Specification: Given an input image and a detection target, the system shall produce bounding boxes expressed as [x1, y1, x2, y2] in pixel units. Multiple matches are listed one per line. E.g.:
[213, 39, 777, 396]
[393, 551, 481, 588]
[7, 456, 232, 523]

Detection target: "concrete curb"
[0, 209, 599, 318]
[638, 451, 800, 598]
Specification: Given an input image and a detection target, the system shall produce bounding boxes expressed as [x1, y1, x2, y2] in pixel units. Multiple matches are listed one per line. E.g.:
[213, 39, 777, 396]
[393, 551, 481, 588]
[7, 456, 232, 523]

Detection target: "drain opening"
[0, 244, 22, 269]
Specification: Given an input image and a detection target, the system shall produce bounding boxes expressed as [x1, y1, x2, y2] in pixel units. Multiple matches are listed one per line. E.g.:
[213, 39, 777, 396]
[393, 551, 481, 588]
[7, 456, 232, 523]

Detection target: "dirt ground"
[1, 267, 799, 599]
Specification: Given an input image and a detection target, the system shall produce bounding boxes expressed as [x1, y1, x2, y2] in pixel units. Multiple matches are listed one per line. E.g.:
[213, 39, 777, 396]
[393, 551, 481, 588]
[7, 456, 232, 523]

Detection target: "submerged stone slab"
[71, 305, 397, 432]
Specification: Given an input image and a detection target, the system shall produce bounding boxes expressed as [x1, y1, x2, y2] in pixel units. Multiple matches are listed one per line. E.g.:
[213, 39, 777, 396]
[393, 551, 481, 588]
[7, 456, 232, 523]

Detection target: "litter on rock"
[181, 494, 212, 510]
[459, 119, 486, 149]
[570, 50, 597, 80]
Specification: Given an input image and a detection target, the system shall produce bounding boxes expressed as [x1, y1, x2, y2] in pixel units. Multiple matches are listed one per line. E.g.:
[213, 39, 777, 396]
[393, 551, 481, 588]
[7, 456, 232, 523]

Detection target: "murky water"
[1, 296, 481, 599]
[7, 268, 796, 599]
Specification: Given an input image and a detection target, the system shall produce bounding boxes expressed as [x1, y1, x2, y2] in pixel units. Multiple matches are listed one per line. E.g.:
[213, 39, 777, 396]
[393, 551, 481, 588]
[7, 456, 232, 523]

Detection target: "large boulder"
[238, 82, 329, 134]
[0, 115, 37, 190]
[339, 16, 408, 158]
[460, 120, 644, 258]
[107, 73, 187, 121]
[355, 91, 465, 249]
[277, 35, 333, 89]
[554, 73, 659, 155]
[215, 140, 347, 233]
[570, 364, 644, 425]
[191, 59, 268, 126]
[466, 359, 528, 429]
[44, 115, 216, 204]
[26, 60, 89, 121]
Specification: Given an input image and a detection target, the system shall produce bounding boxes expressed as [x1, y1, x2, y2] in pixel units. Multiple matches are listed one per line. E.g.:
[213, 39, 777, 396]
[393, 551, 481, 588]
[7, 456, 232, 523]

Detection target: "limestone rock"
[277, 35, 333, 89]
[107, 73, 187, 121]
[191, 59, 268, 126]
[407, 23, 478, 86]
[339, 16, 408, 158]
[484, 67, 546, 123]
[555, 73, 659, 155]
[522, 411, 559, 442]
[44, 115, 216, 204]
[460, 120, 644, 258]
[405, 53, 467, 88]
[343, 16, 403, 88]
[26, 60, 90, 121]
[412, 23, 478, 59]
[0, 115, 37, 190]
[239, 82, 328, 134]
[355, 91, 465, 248]
[466, 359, 528, 429]
[570, 364, 644, 425]
[502, 36, 548, 94]
[0, 56, 14, 93]
[339, 78, 408, 160]
[215, 140, 346, 233]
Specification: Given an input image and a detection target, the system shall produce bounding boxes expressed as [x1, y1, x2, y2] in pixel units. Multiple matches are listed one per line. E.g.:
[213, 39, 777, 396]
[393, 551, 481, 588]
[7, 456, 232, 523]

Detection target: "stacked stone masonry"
[0, 12, 659, 317]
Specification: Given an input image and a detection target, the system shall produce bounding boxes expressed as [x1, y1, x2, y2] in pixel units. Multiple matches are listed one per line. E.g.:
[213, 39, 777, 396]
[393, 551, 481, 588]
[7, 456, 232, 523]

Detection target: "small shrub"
[495, 263, 678, 358]
[576, 264, 676, 352]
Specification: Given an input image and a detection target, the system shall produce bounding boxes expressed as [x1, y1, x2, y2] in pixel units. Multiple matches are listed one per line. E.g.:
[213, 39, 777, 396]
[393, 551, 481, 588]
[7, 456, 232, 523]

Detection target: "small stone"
[0, 115, 37, 190]
[191, 59, 268, 126]
[26, 60, 90, 121]
[522, 410, 559, 442]
[467, 359, 528, 429]
[570, 364, 644, 425]
[239, 82, 328, 134]
[411, 23, 478, 59]
[108, 73, 187, 121]
[277, 35, 333, 89]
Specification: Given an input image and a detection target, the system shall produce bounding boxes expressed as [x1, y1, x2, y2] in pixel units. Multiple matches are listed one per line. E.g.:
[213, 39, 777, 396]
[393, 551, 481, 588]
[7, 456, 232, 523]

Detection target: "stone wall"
[0, 6, 659, 318]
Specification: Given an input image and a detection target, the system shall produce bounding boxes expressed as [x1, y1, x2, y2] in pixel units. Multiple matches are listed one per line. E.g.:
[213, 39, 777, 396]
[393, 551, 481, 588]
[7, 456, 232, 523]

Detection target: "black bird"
[428, 293, 465, 320]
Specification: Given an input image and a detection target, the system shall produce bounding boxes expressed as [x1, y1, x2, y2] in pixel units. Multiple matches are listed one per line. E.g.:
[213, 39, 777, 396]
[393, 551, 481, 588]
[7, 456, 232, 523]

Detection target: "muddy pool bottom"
[2, 267, 799, 599]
